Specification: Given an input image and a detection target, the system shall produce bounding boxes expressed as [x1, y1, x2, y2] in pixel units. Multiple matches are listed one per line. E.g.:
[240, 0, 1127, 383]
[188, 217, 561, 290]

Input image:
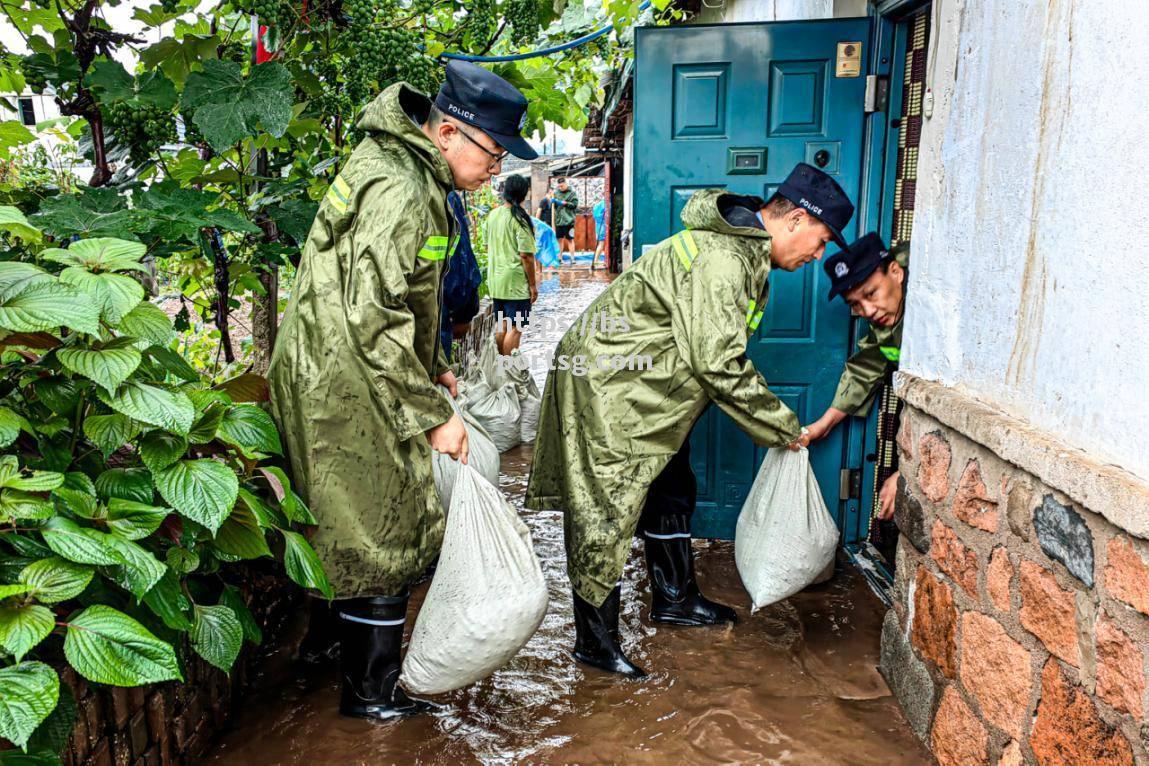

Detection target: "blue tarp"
[533, 217, 561, 269]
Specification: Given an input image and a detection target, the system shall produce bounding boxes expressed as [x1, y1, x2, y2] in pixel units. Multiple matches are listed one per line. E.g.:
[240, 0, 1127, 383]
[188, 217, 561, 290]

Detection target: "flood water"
[208, 267, 929, 765]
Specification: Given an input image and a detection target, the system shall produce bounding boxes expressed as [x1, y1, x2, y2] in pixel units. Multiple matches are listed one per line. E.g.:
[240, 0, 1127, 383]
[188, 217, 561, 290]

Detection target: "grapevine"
[507, 0, 539, 46]
[103, 101, 178, 166]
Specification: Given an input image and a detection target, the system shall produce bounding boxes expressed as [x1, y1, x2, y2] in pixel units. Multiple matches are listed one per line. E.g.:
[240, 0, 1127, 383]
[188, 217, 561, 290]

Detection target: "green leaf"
[105, 498, 169, 540]
[219, 585, 261, 645]
[41, 237, 148, 274]
[0, 662, 59, 749]
[0, 205, 41, 243]
[58, 340, 142, 393]
[213, 373, 268, 403]
[139, 34, 220, 87]
[154, 459, 238, 533]
[118, 302, 173, 345]
[51, 487, 98, 519]
[138, 430, 187, 472]
[20, 558, 94, 604]
[281, 530, 333, 599]
[95, 467, 155, 505]
[32, 378, 79, 417]
[141, 569, 191, 630]
[0, 746, 60, 765]
[32, 189, 135, 241]
[40, 518, 123, 566]
[0, 282, 101, 337]
[143, 345, 199, 383]
[216, 404, 281, 456]
[0, 262, 52, 302]
[0, 123, 36, 163]
[63, 605, 181, 686]
[237, 487, 286, 529]
[100, 381, 195, 435]
[0, 406, 24, 448]
[82, 413, 140, 457]
[190, 603, 242, 672]
[0, 584, 30, 599]
[267, 199, 318, 245]
[212, 501, 271, 559]
[102, 536, 166, 598]
[181, 60, 293, 151]
[85, 61, 178, 111]
[0, 604, 55, 661]
[187, 404, 226, 444]
[25, 682, 75, 757]
[2, 470, 65, 493]
[0, 490, 54, 521]
[58, 268, 145, 326]
[259, 466, 315, 525]
[164, 547, 199, 576]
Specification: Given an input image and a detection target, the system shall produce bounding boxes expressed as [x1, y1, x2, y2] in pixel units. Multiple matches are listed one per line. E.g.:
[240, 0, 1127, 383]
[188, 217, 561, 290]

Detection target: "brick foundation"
[883, 380, 1149, 764]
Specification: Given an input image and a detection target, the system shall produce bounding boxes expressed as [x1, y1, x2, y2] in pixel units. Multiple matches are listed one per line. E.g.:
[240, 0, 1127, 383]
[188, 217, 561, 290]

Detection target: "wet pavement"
[207, 267, 930, 765]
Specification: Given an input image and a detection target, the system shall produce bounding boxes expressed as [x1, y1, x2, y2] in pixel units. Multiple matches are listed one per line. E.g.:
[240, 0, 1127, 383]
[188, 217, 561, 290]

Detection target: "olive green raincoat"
[525, 190, 802, 607]
[268, 83, 457, 599]
[552, 187, 578, 227]
[830, 244, 910, 415]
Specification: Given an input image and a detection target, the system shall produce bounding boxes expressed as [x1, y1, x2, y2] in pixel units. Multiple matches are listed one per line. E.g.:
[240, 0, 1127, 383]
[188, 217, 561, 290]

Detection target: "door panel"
[634, 19, 870, 540]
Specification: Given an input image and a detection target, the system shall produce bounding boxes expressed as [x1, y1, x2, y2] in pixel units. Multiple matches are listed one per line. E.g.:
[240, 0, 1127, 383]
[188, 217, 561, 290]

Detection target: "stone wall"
[882, 379, 1149, 766]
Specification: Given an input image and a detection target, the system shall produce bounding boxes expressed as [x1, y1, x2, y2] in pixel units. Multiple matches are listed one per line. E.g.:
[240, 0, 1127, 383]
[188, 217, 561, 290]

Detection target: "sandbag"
[432, 386, 500, 514]
[735, 448, 839, 611]
[400, 463, 548, 694]
[466, 382, 522, 453]
[504, 355, 542, 444]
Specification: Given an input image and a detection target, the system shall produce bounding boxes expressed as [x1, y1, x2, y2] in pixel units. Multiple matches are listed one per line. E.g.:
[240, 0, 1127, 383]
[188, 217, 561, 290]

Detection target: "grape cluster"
[464, 0, 496, 43]
[401, 54, 442, 94]
[237, 0, 283, 21]
[104, 102, 178, 166]
[507, 0, 539, 46]
[25, 70, 48, 94]
[161, 0, 180, 12]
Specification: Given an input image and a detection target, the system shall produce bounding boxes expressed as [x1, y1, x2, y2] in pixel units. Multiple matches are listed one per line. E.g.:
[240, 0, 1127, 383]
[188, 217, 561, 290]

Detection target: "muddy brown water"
[208, 268, 930, 765]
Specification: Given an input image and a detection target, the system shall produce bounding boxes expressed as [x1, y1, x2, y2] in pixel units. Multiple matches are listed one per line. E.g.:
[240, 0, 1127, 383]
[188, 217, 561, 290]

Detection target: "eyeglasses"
[456, 126, 508, 169]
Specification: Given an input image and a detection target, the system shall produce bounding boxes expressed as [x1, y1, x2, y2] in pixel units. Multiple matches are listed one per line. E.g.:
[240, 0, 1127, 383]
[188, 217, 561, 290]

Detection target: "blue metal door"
[633, 19, 870, 539]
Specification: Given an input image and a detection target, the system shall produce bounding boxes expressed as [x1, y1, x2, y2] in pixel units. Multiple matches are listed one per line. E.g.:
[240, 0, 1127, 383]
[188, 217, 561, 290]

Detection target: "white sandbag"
[401, 463, 548, 694]
[735, 448, 839, 611]
[504, 354, 542, 444]
[466, 382, 521, 453]
[432, 386, 500, 514]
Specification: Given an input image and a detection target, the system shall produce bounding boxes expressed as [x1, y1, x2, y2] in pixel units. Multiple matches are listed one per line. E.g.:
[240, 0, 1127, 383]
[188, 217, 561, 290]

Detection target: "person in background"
[487, 174, 538, 354]
[591, 197, 607, 270]
[440, 190, 483, 362]
[549, 177, 578, 266]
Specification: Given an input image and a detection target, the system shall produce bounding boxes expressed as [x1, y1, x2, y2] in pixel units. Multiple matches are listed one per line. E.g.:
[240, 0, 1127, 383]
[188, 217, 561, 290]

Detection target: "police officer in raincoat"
[268, 60, 537, 720]
[525, 164, 855, 677]
[804, 233, 909, 549]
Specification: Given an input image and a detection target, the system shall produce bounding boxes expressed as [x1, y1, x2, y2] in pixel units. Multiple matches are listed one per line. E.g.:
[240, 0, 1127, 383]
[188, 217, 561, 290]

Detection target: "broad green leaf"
[213, 372, 268, 403]
[0, 406, 24, 448]
[63, 605, 181, 686]
[58, 340, 142, 393]
[0, 282, 101, 337]
[0, 584, 29, 599]
[94, 467, 155, 505]
[24, 683, 75, 757]
[102, 536, 166, 598]
[3, 471, 65, 493]
[143, 345, 199, 383]
[0, 490, 53, 521]
[154, 459, 238, 533]
[40, 237, 147, 274]
[188, 389, 232, 411]
[40, 518, 123, 566]
[165, 547, 199, 575]
[50, 487, 98, 519]
[0, 122, 36, 163]
[139, 34, 220, 87]
[100, 381, 195, 435]
[0, 262, 52, 301]
[190, 603, 242, 672]
[281, 530, 333, 599]
[181, 60, 293, 151]
[0, 662, 59, 749]
[20, 558, 94, 604]
[0, 604, 55, 661]
[237, 487, 286, 529]
[138, 430, 187, 472]
[33, 378, 79, 417]
[82, 413, 140, 457]
[0, 204, 41, 243]
[85, 61, 178, 110]
[212, 501, 271, 559]
[141, 569, 191, 630]
[216, 404, 281, 456]
[105, 498, 169, 540]
[263, 467, 314, 525]
[58, 268, 144, 325]
[187, 404, 226, 444]
[220, 585, 261, 645]
[118, 302, 173, 345]
[267, 198, 318, 245]
[32, 188, 135, 241]
[61, 473, 96, 496]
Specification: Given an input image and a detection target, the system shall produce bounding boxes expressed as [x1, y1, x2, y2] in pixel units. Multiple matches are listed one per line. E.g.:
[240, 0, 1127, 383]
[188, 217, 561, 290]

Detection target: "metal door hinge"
[864, 75, 890, 114]
[839, 468, 863, 501]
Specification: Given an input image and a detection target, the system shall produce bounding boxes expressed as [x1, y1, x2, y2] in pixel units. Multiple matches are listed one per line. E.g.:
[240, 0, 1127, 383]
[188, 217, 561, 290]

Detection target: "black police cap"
[776, 163, 854, 249]
[434, 60, 538, 160]
[824, 232, 890, 300]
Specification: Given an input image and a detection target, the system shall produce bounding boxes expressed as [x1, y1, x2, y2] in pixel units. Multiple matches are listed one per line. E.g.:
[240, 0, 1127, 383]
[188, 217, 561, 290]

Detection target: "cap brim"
[488, 130, 538, 160]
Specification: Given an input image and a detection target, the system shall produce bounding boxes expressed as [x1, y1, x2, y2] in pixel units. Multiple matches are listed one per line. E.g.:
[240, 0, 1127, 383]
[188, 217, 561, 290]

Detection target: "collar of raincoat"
[356, 82, 455, 191]
[680, 188, 772, 259]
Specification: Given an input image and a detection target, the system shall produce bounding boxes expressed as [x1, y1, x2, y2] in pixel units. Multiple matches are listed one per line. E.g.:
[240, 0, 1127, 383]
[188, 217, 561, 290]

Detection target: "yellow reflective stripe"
[746, 299, 764, 331]
[880, 345, 901, 362]
[418, 235, 450, 261]
[671, 230, 699, 271]
[325, 175, 351, 213]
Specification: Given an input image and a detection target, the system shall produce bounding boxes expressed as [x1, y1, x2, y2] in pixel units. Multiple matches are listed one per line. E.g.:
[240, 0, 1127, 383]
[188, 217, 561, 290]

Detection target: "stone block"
[88, 738, 112, 766]
[931, 686, 989, 766]
[1095, 612, 1145, 719]
[1006, 481, 1034, 543]
[999, 741, 1024, 766]
[1104, 535, 1149, 617]
[1030, 660, 1134, 766]
[918, 431, 952, 504]
[895, 475, 931, 553]
[912, 566, 958, 678]
[1033, 495, 1094, 587]
[953, 459, 999, 533]
[128, 711, 149, 760]
[1020, 560, 1081, 667]
[959, 612, 1033, 738]
[931, 520, 979, 596]
[987, 547, 1013, 612]
[880, 608, 939, 743]
[897, 412, 915, 461]
[110, 688, 131, 730]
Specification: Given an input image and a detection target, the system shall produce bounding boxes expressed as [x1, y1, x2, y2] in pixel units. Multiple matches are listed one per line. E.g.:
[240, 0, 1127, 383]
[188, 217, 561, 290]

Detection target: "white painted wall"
[903, 0, 1149, 483]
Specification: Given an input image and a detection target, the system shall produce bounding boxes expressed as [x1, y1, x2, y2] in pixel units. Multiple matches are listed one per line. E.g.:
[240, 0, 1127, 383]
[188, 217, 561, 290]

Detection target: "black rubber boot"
[337, 594, 437, 721]
[643, 515, 738, 627]
[571, 586, 646, 678]
[297, 597, 340, 666]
